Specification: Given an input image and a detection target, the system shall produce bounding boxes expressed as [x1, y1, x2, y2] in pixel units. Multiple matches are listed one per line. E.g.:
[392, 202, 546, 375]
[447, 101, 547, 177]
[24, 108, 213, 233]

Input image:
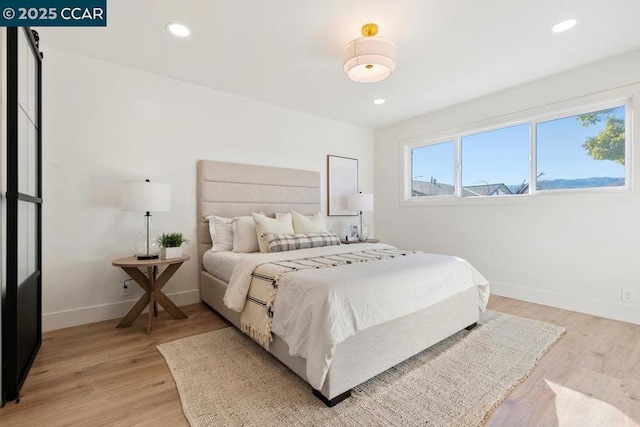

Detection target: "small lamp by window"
[347, 192, 374, 241]
[122, 179, 171, 259]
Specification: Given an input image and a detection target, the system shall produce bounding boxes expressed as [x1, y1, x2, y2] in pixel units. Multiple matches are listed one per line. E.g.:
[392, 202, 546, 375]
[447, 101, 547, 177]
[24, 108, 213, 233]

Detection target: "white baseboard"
[42, 289, 201, 331]
[490, 281, 640, 325]
[43, 282, 640, 331]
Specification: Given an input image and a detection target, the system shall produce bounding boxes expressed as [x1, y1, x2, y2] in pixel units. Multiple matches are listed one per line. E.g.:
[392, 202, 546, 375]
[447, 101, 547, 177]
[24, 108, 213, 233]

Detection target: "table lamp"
[122, 179, 171, 259]
[347, 192, 374, 241]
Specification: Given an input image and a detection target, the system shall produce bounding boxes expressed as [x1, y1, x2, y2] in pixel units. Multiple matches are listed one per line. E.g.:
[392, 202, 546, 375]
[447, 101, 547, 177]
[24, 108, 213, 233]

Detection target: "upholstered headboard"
[197, 160, 321, 264]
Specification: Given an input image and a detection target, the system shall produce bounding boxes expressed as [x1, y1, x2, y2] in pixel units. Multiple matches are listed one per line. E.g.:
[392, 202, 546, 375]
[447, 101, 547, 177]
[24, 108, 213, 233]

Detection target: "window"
[405, 100, 629, 201]
[411, 141, 455, 197]
[536, 106, 625, 191]
[461, 124, 529, 197]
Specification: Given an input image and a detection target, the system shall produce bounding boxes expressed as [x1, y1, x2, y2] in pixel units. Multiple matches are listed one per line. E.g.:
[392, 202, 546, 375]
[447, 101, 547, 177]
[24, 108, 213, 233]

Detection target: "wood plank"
[155, 262, 183, 290]
[1, 297, 638, 426]
[1, 303, 228, 426]
[120, 267, 151, 292]
[116, 293, 150, 328]
[147, 266, 155, 334]
[485, 296, 640, 426]
[155, 292, 188, 320]
[111, 255, 189, 268]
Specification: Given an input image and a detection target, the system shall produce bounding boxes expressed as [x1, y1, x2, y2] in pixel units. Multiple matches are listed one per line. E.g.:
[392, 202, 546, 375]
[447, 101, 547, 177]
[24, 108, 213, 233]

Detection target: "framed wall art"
[327, 155, 358, 216]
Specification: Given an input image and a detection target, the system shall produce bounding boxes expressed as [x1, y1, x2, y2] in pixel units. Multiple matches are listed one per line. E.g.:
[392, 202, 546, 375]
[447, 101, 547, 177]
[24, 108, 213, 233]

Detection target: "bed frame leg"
[312, 388, 352, 407]
[465, 322, 478, 331]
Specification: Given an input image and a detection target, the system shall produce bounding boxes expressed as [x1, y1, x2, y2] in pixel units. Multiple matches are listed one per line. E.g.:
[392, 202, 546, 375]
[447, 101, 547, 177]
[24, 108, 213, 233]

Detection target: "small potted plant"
[156, 232, 189, 259]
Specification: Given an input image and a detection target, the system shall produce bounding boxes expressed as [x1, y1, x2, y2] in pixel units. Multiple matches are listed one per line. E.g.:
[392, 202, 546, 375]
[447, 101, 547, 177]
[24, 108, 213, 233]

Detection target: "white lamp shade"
[343, 36, 397, 83]
[347, 193, 374, 212]
[122, 181, 171, 212]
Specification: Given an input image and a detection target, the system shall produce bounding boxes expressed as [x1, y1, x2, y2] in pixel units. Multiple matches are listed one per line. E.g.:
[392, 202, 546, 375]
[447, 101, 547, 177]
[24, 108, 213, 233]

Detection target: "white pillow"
[253, 212, 294, 253]
[232, 216, 260, 253]
[206, 215, 233, 252]
[291, 211, 328, 234]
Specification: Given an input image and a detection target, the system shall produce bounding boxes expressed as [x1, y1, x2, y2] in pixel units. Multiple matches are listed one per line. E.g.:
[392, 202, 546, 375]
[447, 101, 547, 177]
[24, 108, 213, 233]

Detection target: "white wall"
[375, 49, 640, 325]
[42, 46, 373, 330]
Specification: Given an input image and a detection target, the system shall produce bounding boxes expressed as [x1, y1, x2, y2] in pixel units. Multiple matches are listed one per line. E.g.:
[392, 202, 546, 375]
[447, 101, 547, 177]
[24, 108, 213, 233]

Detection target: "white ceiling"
[37, 0, 640, 129]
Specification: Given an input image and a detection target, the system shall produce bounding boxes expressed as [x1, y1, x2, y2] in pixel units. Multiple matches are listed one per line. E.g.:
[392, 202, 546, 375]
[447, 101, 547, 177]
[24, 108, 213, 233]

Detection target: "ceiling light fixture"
[552, 19, 577, 33]
[166, 22, 190, 37]
[373, 98, 386, 105]
[343, 23, 397, 83]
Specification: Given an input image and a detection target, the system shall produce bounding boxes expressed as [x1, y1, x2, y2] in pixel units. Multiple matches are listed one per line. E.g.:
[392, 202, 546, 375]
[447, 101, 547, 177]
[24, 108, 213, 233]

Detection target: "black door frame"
[2, 26, 43, 405]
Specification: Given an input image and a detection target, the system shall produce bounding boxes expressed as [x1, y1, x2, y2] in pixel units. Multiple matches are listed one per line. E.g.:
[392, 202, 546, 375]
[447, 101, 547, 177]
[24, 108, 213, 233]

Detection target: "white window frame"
[529, 98, 631, 195]
[402, 96, 632, 205]
[458, 120, 530, 198]
[407, 138, 457, 198]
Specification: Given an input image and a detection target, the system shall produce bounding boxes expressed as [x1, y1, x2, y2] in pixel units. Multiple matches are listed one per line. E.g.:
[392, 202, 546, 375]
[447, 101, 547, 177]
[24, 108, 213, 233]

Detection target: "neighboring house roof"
[412, 181, 455, 196]
[461, 183, 512, 197]
[412, 180, 514, 197]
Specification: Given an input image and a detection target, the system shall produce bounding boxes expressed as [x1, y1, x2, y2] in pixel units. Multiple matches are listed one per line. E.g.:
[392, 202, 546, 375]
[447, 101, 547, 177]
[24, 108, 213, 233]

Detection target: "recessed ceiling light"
[166, 22, 190, 37]
[552, 19, 577, 33]
[373, 98, 386, 105]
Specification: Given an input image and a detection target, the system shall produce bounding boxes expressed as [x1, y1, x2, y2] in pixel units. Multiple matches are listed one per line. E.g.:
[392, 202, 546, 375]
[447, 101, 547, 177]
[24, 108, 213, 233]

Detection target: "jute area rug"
[157, 310, 565, 426]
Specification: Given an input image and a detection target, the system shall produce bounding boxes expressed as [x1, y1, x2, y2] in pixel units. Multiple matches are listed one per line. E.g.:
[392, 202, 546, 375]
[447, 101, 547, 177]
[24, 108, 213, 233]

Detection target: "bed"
[197, 160, 488, 406]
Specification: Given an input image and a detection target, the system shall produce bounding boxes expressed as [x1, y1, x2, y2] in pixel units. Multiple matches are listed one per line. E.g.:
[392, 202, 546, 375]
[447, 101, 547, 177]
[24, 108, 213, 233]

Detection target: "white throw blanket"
[239, 248, 421, 350]
[224, 244, 490, 389]
[224, 243, 399, 311]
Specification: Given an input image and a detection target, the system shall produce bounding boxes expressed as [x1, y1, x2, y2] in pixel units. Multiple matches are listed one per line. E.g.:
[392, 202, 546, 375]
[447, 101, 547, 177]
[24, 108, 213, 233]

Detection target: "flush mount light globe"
[343, 23, 397, 83]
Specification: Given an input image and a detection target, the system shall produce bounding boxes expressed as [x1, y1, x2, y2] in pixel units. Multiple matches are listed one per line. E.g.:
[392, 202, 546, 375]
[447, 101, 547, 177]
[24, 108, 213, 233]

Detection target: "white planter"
[161, 247, 183, 260]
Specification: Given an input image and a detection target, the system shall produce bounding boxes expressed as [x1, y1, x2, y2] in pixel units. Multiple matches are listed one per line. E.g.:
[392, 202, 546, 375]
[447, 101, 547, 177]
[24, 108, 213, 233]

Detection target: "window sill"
[401, 187, 633, 207]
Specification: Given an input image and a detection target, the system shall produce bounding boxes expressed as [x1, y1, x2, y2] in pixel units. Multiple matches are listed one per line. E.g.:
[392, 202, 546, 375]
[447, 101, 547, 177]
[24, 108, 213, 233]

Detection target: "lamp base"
[359, 218, 370, 241]
[132, 213, 161, 260]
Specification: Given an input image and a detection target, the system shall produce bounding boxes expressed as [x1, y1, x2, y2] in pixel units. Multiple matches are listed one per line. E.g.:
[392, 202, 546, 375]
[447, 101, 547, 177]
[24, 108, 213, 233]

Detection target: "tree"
[577, 107, 625, 165]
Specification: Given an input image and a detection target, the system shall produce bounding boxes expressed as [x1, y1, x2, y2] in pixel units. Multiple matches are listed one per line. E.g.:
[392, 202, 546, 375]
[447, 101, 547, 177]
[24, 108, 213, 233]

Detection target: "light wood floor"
[487, 297, 640, 427]
[1, 296, 638, 426]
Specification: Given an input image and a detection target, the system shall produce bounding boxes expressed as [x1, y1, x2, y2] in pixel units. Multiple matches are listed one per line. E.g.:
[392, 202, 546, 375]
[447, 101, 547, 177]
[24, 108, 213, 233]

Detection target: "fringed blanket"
[240, 248, 420, 349]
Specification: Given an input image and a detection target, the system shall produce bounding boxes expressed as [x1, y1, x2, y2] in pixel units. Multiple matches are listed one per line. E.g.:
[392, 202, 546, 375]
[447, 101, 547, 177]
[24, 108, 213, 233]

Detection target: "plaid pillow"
[265, 232, 341, 253]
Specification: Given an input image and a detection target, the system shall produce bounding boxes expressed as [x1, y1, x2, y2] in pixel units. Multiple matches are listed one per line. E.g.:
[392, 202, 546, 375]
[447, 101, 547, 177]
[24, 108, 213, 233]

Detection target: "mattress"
[202, 250, 251, 283]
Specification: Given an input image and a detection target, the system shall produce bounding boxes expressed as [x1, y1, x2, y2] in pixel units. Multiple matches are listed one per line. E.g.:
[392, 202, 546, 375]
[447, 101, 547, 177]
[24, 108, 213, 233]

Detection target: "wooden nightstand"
[340, 239, 380, 244]
[112, 255, 189, 334]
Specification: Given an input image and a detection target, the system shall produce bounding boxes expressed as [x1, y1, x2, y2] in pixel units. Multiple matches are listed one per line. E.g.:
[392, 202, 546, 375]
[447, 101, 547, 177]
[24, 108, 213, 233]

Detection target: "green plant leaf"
[155, 232, 189, 248]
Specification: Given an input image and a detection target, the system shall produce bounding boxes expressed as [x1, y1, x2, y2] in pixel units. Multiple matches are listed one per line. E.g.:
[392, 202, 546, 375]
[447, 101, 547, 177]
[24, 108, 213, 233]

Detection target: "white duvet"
[223, 243, 490, 389]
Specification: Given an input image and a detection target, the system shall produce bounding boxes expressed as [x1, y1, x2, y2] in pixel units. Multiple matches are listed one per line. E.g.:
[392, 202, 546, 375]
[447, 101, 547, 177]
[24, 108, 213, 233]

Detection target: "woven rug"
[157, 310, 565, 426]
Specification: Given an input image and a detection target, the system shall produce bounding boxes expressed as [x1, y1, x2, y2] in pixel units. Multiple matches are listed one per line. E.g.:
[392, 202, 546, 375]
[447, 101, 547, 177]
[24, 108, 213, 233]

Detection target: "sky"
[412, 106, 625, 188]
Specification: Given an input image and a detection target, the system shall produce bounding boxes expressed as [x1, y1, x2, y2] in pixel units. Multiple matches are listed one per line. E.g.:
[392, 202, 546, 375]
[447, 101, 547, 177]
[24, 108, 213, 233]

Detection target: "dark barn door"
[2, 27, 43, 405]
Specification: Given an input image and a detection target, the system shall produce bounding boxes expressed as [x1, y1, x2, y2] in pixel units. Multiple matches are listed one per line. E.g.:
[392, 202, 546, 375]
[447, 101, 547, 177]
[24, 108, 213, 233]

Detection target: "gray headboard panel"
[197, 160, 321, 264]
